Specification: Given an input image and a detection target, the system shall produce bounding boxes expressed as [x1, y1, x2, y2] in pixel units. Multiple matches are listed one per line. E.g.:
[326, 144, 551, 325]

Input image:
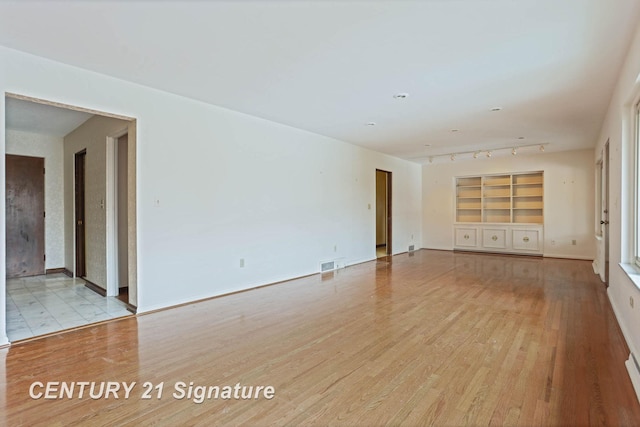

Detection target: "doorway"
[376, 169, 392, 258]
[5, 154, 45, 278]
[4, 93, 139, 341]
[74, 150, 86, 277]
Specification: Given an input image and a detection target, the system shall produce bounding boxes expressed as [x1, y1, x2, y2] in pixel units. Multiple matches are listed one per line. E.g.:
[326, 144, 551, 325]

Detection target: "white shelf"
[454, 171, 544, 256]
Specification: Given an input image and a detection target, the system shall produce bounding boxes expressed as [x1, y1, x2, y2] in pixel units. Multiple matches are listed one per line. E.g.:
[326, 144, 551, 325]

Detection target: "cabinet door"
[482, 228, 507, 249]
[455, 228, 477, 247]
[512, 229, 541, 251]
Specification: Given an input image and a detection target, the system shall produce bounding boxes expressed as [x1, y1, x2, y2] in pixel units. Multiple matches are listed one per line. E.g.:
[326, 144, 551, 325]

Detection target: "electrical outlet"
[630, 296, 634, 308]
[571, 239, 577, 245]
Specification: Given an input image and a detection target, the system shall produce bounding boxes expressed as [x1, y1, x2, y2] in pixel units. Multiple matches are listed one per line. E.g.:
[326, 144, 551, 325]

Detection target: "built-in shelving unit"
[455, 172, 543, 224]
[454, 171, 544, 256]
[455, 176, 482, 222]
[511, 172, 543, 224]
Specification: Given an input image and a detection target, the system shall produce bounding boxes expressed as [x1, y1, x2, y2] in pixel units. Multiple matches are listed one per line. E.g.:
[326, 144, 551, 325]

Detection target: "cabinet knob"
[492, 235, 498, 241]
[523, 236, 530, 242]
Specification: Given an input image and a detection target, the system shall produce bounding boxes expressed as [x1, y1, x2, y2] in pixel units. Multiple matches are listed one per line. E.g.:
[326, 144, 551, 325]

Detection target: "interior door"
[6, 154, 45, 278]
[75, 150, 86, 277]
[603, 142, 609, 284]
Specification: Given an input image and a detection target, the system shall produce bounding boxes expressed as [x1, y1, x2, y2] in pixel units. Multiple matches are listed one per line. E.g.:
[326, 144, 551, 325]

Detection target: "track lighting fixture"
[421, 143, 548, 163]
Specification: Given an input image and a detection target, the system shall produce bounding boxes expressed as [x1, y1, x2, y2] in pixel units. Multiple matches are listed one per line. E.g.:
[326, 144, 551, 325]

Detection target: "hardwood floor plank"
[1, 250, 639, 425]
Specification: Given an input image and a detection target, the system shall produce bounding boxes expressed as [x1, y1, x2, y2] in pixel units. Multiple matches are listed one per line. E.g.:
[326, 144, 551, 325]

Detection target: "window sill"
[620, 263, 640, 291]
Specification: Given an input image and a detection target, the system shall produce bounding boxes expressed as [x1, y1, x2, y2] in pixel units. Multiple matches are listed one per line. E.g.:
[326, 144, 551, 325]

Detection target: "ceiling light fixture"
[393, 93, 409, 99]
[451, 129, 459, 132]
[366, 122, 376, 126]
[518, 136, 525, 140]
[419, 143, 548, 164]
[490, 107, 502, 112]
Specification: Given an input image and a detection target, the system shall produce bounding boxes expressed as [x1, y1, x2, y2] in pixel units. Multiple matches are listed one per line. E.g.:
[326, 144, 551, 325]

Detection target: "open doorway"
[376, 169, 392, 258]
[4, 93, 138, 341]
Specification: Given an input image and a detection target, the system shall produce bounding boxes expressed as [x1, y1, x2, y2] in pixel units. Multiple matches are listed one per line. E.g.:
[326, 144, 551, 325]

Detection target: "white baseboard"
[592, 260, 599, 274]
[421, 246, 454, 251]
[543, 253, 595, 260]
[626, 355, 640, 404]
[609, 288, 640, 405]
[608, 289, 639, 356]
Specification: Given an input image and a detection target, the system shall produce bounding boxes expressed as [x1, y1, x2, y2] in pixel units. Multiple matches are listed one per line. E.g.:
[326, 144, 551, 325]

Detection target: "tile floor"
[6, 273, 131, 341]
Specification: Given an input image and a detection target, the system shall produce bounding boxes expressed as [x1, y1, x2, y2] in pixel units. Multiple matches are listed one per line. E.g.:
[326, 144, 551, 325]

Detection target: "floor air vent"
[321, 261, 336, 272]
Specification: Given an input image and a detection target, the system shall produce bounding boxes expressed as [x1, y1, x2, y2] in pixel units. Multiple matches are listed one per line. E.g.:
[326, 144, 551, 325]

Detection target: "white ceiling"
[5, 98, 93, 137]
[1, 0, 639, 162]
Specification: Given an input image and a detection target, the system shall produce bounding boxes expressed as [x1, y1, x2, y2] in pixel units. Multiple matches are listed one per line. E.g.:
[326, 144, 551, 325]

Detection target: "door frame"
[106, 129, 128, 297]
[595, 140, 610, 284]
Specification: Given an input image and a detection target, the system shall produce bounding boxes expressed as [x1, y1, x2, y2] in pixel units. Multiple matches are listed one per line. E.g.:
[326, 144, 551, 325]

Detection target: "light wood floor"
[1, 250, 639, 426]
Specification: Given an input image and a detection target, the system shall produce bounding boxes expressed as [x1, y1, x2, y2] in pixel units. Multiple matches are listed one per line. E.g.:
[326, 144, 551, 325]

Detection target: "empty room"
[1, 1, 640, 425]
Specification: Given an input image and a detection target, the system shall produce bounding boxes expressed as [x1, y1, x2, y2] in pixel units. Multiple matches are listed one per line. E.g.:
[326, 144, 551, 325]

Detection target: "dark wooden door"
[75, 150, 86, 277]
[5, 154, 45, 278]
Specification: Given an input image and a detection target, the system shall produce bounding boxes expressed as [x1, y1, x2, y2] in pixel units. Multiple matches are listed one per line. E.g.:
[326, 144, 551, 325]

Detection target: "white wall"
[0, 46, 423, 345]
[5, 129, 65, 270]
[594, 22, 640, 366]
[422, 149, 595, 260]
[63, 115, 130, 288]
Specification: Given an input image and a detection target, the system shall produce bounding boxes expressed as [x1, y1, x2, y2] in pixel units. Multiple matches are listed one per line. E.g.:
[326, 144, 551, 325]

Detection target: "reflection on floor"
[376, 245, 388, 258]
[6, 273, 131, 341]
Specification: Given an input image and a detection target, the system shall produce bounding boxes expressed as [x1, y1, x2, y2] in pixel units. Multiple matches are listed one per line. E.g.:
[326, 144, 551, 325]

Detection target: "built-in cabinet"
[454, 172, 543, 255]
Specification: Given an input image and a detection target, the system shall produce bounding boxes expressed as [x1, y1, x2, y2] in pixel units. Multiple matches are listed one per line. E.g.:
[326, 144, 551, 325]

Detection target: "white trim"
[105, 128, 128, 297]
[625, 357, 640, 404]
[609, 287, 639, 360]
[609, 288, 640, 404]
[542, 253, 594, 261]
